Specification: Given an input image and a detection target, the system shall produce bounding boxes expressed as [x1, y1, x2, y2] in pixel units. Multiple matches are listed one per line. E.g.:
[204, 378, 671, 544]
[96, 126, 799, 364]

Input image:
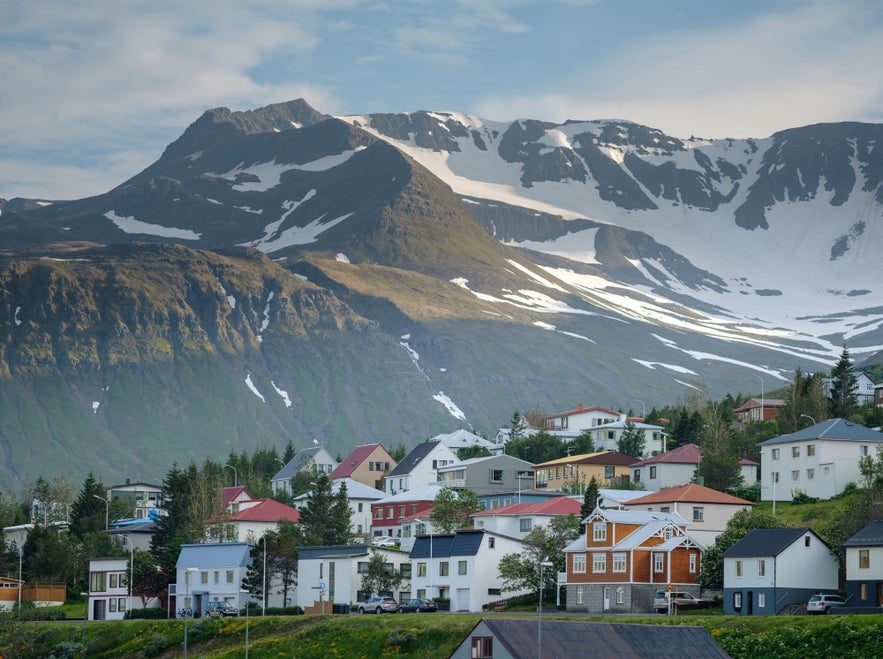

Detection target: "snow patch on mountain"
[271, 381, 292, 408]
[245, 373, 266, 402]
[104, 210, 201, 240]
[207, 148, 366, 192]
[434, 391, 466, 421]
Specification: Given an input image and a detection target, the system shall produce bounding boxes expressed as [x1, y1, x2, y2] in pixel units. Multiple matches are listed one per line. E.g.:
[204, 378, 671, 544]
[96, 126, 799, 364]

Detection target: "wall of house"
[449, 620, 517, 659]
[845, 546, 883, 606]
[778, 536, 839, 590]
[632, 463, 694, 491]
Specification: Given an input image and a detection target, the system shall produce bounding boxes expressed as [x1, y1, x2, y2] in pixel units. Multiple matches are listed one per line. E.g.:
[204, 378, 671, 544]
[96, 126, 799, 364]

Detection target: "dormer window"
[593, 522, 607, 542]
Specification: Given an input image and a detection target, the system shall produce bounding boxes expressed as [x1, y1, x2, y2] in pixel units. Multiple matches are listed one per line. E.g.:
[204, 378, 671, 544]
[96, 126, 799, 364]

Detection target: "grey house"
[436, 454, 534, 496]
[844, 520, 883, 607]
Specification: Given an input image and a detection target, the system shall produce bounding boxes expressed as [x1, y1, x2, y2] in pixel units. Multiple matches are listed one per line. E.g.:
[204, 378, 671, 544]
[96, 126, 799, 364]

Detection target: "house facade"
[86, 557, 131, 621]
[207, 497, 300, 543]
[534, 451, 634, 491]
[371, 485, 440, 541]
[588, 420, 667, 458]
[107, 480, 164, 520]
[431, 429, 502, 455]
[542, 404, 621, 432]
[759, 418, 883, 502]
[409, 530, 529, 612]
[722, 528, 838, 615]
[271, 447, 339, 496]
[843, 520, 883, 607]
[563, 508, 703, 614]
[328, 443, 396, 491]
[384, 442, 459, 495]
[471, 497, 582, 540]
[175, 543, 256, 616]
[437, 454, 534, 496]
[622, 483, 753, 547]
[631, 443, 758, 492]
[733, 398, 786, 423]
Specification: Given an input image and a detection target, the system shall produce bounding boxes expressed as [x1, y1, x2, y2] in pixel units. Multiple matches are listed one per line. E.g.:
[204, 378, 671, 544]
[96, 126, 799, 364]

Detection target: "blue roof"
[176, 543, 252, 569]
[410, 530, 486, 558]
[759, 418, 883, 446]
[273, 447, 326, 480]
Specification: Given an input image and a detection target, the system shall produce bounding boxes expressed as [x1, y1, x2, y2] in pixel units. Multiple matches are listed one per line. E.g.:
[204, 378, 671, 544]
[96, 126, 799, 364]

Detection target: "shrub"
[791, 490, 818, 505]
[125, 607, 168, 619]
[262, 605, 304, 616]
[48, 641, 83, 659]
[141, 633, 169, 658]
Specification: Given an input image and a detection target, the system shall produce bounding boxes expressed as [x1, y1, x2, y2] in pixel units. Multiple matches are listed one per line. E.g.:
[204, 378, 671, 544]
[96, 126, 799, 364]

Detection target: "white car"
[372, 537, 401, 548]
[806, 593, 845, 614]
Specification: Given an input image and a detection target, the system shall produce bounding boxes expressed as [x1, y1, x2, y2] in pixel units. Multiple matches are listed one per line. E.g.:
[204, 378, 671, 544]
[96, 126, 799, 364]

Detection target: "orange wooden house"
[562, 507, 703, 613]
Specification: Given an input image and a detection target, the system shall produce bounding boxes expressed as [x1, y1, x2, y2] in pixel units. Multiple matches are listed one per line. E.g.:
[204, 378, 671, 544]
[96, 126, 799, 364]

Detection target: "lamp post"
[537, 560, 553, 659]
[17, 541, 23, 619]
[240, 588, 251, 658]
[225, 464, 238, 488]
[259, 535, 267, 616]
[80, 591, 89, 657]
[799, 414, 816, 427]
[123, 535, 134, 616]
[183, 567, 198, 658]
[633, 399, 646, 419]
[93, 495, 109, 532]
[756, 375, 764, 422]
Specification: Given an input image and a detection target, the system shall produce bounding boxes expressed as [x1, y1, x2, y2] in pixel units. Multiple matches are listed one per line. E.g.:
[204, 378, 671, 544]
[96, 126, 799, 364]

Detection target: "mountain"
[1, 99, 881, 489]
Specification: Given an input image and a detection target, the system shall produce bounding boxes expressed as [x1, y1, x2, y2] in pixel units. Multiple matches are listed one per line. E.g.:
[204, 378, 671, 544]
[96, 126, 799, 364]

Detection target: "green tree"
[581, 476, 600, 519]
[829, 346, 859, 419]
[131, 548, 167, 608]
[298, 473, 351, 546]
[497, 515, 582, 594]
[778, 369, 828, 433]
[505, 430, 566, 464]
[69, 472, 108, 539]
[456, 446, 492, 460]
[697, 402, 742, 492]
[509, 411, 529, 443]
[697, 509, 787, 589]
[390, 443, 407, 463]
[151, 463, 212, 577]
[429, 487, 483, 534]
[268, 520, 301, 607]
[570, 430, 596, 456]
[616, 420, 645, 458]
[359, 549, 404, 598]
[21, 525, 82, 589]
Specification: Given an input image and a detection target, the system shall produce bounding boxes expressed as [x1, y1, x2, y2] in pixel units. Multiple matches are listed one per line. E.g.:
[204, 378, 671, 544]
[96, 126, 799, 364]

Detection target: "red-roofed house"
[208, 496, 300, 543]
[329, 443, 396, 490]
[471, 497, 582, 539]
[734, 398, 786, 423]
[622, 483, 753, 546]
[543, 405, 622, 432]
[630, 444, 758, 492]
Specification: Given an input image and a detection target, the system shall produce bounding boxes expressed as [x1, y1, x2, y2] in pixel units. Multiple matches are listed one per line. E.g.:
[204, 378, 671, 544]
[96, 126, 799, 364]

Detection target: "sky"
[2, 0, 882, 201]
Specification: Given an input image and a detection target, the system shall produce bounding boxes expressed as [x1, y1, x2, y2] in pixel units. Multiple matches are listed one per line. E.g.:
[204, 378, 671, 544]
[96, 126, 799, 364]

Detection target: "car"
[806, 593, 845, 615]
[358, 596, 398, 614]
[398, 598, 438, 613]
[205, 602, 239, 618]
[653, 590, 705, 614]
[372, 537, 401, 548]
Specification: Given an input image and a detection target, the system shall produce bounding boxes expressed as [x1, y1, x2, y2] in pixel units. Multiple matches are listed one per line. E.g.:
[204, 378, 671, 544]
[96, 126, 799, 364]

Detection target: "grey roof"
[758, 418, 883, 446]
[387, 442, 442, 477]
[375, 484, 442, 504]
[723, 528, 821, 558]
[291, 478, 386, 503]
[464, 618, 730, 658]
[299, 544, 371, 560]
[844, 520, 883, 547]
[176, 542, 252, 569]
[273, 447, 331, 480]
[410, 529, 495, 558]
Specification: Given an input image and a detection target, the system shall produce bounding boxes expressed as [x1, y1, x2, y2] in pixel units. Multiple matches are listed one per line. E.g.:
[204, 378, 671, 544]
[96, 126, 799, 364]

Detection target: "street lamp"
[537, 560, 553, 659]
[17, 541, 23, 619]
[225, 464, 238, 488]
[633, 399, 646, 418]
[93, 495, 109, 532]
[122, 535, 134, 615]
[80, 591, 89, 657]
[799, 414, 816, 427]
[183, 567, 198, 658]
[240, 588, 251, 658]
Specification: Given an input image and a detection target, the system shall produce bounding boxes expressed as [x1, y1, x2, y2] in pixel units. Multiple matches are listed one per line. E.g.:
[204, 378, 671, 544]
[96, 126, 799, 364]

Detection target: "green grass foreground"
[4, 611, 883, 658]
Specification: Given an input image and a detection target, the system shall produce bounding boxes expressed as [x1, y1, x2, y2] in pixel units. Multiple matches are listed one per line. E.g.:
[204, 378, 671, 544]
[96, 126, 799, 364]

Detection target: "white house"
[271, 446, 339, 496]
[542, 404, 622, 432]
[371, 484, 441, 541]
[207, 497, 300, 543]
[759, 418, 883, 502]
[384, 442, 459, 495]
[293, 478, 387, 541]
[86, 557, 132, 621]
[175, 543, 259, 616]
[722, 528, 838, 615]
[630, 443, 758, 492]
[409, 529, 530, 612]
[471, 497, 582, 540]
[622, 483, 754, 547]
[106, 480, 164, 520]
[296, 545, 412, 610]
[431, 429, 502, 455]
[587, 419, 666, 458]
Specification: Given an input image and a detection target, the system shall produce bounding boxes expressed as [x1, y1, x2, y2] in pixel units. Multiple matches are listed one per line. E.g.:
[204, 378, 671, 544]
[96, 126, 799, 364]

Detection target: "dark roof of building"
[329, 443, 392, 479]
[844, 520, 883, 547]
[457, 618, 730, 658]
[758, 418, 883, 446]
[722, 527, 821, 558]
[410, 529, 493, 558]
[387, 442, 439, 477]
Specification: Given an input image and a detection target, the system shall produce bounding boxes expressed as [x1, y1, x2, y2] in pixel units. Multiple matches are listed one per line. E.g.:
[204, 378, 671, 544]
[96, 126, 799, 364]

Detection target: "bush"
[262, 605, 304, 616]
[13, 601, 66, 621]
[141, 633, 169, 658]
[791, 490, 818, 505]
[125, 607, 168, 619]
[48, 641, 83, 659]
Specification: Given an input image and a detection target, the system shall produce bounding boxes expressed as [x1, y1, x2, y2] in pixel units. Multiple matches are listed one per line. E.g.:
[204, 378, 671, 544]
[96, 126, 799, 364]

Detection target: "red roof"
[473, 497, 582, 517]
[222, 486, 253, 504]
[630, 443, 758, 467]
[329, 443, 390, 479]
[545, 404, 621, 419]
[229, 498, 300, 523]
[625, 483, 753, 506]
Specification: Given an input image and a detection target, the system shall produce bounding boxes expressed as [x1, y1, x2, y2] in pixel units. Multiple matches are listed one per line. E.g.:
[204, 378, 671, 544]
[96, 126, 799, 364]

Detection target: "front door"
[603, 586, 610, 612]
[746, 591, 753, 615]
[877, 583, 883, 607]
[93, 599, 106, 621]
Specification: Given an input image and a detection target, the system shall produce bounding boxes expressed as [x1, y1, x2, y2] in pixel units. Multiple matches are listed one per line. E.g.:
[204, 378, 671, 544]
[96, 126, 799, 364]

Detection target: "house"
[384, 441, 459, 495]
[733, 398, 786, 423]
[371, 485, 442, 541]
[297, 544, 412, 611]
[722, 527, 838, 615]
[843, 520, 883, 607]
[86, 557, 132, 620]
[542, 404, 621, 432]
[293, 478, 387, 541]
[328, 443, 396, 491]
[398, 510, 442, 553]
[876, 381, 883, 407]
[631, 443, 758, 492]
[207, 497, 300, 543]
[271, 446, 339, 496]
[175, 543, 256, 616]
[0, 577, 22, 612]
[587, 419, 667, 457]
[856, 372, 877, 406]
[759, 418, 883, 502]
[431, 429, 502, 456]
[108, 517, 158, 552]
[448, 618, 730, 659]
[471, 497, 582, 539]
[410, 529, 530, 611]
[597, 488, 656, 509]
[436, 454, 534, 496]
[106, 480, 164, 520]
[622, 483, 754, 547]
[563, 507, 703, 614]
[478, 489, 572, 511]
[533, 451, 634, 491]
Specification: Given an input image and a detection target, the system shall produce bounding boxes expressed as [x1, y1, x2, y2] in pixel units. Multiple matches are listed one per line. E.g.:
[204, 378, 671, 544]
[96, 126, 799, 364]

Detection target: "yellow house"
[534, 451, 635, 491]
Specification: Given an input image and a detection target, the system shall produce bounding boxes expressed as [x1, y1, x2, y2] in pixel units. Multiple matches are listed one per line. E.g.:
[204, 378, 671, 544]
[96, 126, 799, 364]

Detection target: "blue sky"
[2, 0, 882, 200]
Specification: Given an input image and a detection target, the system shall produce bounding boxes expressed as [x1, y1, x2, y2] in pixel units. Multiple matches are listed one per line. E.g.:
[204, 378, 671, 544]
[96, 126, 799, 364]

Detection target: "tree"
[21, 525, 82, 589]
[429, 487, 483, 534]
[497, 515, 582, 594]
[829, 346, 859, 419]
[570, 430, 595, 456]
[360, 549, 404, 598]
[131, 549, 167, 608]
[581, 476, 600, 519]
[268, 520, 301, 607]
[509, 411, 529, 443]
[778, 369, 828, 433]
[390, 443, 407, 463]
[298, 473, 351, 546]
[69, 472, 109, 539]
[697, 509, 787, 589]
[456, 446, 492, 460]
[616, 420, 645, 458]
[505, 430, 566, 464]
[696, 402, 742, 492]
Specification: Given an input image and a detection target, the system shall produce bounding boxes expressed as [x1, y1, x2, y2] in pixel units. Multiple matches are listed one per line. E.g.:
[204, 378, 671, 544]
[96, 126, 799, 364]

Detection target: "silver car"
[806, 593, 845, 614]
[358, 596, 398, 614]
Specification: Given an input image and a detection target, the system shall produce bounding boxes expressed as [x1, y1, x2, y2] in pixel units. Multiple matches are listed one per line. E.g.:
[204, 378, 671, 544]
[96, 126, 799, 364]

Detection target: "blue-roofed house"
[722, 528, 837, 615]
[271, 446, 338, 497]
[844, 520, 883, 607]
[759, 418, 883, 502]
[384, 441, 459, 495]
[409, 529, 529, 612]
[175, 543, 253, 617]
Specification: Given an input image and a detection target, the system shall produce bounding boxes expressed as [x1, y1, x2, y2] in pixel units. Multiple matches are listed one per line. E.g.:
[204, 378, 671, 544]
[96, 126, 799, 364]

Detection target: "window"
[519, 518, 533, 533]
[214, 571, 219, 584]
[201, 571, 208, 584]
[387, 508, 394, 519]
[807, 468, 815, 480]
[110, 574, 117, 589]
[734, 592, 742, 610]
[593, 522, 607, 542]
[758, 559, 766, 577]
[576, 585, 584, 604]
[227, 571, 234, 584]
[792, 446, 800, 458]
[90, 572, 106, 592]
[109, 598, 117, 612]
[374, 508, 383, 519]
[573, 555, 586, 573]
[613, 553, 626, 573]
[605, 465, 615, 479]
[593, 553, 607, 573]
[771, 448, 780, 460]
[439, 562, 449, 577]
[653, 553, 663, 573]
[417, 563, 427, 577]
[411, 504, 418, 514]
[649, 466, 657, 479]
[616, 587, 625, 604]
[607, 430, 615, 440]
[118, 598, 126, 612]
[791, 470, 799, 482]
[400, 564, 412, 578]
[487, 588, 501, 596]
[459, 560, 467, 575]
[860, 549, 870, 569]
[399, 505, 406, 517]
[805, 535, 811, 547]
[488, 537, 495, 549]
[735, 560, 743, 577]
[555, 467, 561, 479]
[808, 444, 816, 457]
[771, 471, 779, 483]
[660, 506, 670, 513]
[692, 507, 704, 522]
[861, 445, 870, 457]
[861, 583, 869, 600]
[689, 554, 697, 574]
[490, 469, 503, 483]
[633, 470, 641, 482]
[357, 562, 369, 574]
[758, 593, 766, 607]
[470, 637, 493, 659]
